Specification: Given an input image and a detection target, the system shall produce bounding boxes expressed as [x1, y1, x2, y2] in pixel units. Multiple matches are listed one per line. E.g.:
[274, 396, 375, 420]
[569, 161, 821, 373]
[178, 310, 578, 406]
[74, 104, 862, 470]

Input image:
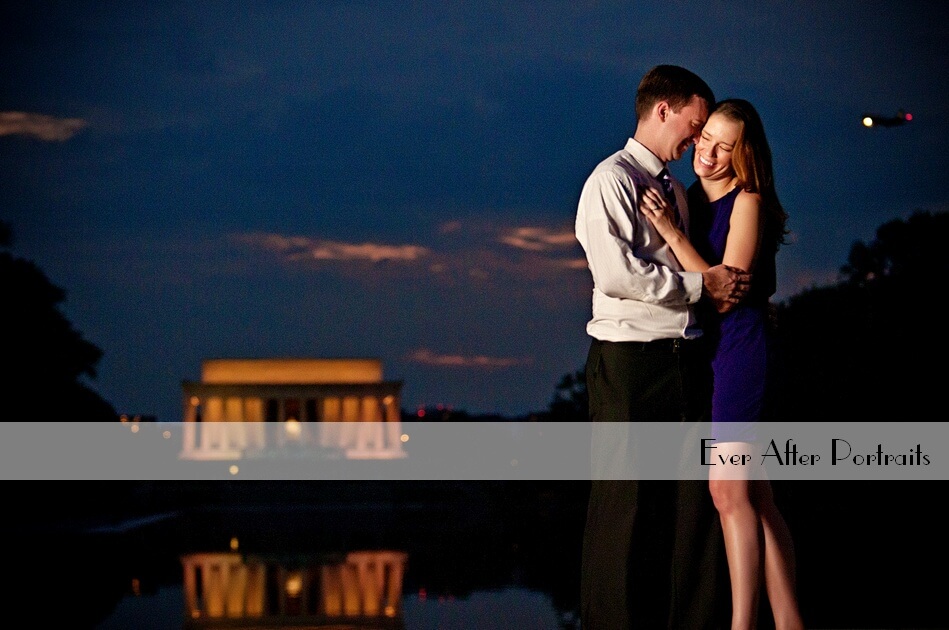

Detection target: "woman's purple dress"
[689, 184, 777, 443]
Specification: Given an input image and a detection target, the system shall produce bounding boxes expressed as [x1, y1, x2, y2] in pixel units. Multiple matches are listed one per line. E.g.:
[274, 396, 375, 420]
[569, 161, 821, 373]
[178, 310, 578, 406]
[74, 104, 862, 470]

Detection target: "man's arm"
[702, 265, 750, 313]
[638, 185, 752, 312]
[576, 170, 703, 305]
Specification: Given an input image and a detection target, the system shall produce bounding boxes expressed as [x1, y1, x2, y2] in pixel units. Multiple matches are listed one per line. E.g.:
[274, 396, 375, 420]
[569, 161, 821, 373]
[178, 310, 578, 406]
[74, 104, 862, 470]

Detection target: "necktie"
[657, 168, 682, 228]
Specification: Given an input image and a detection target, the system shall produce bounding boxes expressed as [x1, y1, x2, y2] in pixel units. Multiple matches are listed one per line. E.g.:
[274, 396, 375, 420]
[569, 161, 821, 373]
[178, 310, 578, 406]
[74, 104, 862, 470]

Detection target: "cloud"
[0, 112, 88, 141]
[405, 348, 532, 369]
[234, 232, 430, 263]
[439, 220, 463, 234]
[498, 226, 577, 252]
[229, 222, 589, 301]
[560, 257, 589, 270]
[433, 219, 585, 272]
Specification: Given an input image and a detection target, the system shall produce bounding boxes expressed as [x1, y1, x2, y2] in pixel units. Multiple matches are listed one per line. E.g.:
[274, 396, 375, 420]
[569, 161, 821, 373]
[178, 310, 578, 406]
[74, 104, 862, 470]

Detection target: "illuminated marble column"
[384, 395, 399, 422]
[200, 397, 225, 455]
[346, 551, 407, 618]
[245, 561, 265, 617]
[383, 551, 406, 616]
[205, 557, 225, 617]
[342, 396, 360, 425]
[351, 551, 381, 616]
[224, 397, 246, 451]
[182, 396, 198, 459]
[183, 555, 200, 619]
[244, 398, 266, 450]
[384, 395, 402, 455]
[348, 396, 381, 456]
[324, 397, 341, 421]
[322, 397, 341, 448]
[225, 554, 246, 617]
[322, 564, 343, 617]
[340, 560, 360, 616]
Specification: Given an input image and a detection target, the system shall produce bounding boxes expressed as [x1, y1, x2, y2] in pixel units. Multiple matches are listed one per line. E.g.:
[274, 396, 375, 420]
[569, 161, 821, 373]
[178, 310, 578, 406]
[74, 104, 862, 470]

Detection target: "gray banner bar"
[0, 421, 944, 480]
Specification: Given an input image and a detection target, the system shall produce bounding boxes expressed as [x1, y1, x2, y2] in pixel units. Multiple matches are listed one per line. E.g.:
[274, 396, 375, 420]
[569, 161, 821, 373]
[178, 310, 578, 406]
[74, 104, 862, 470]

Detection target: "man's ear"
[656, 101, 669, 123]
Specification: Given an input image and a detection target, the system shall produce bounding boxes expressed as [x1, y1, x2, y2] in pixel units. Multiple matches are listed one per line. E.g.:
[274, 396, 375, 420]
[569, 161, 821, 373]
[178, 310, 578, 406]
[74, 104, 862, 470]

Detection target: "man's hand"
[701, 264, 751, 313]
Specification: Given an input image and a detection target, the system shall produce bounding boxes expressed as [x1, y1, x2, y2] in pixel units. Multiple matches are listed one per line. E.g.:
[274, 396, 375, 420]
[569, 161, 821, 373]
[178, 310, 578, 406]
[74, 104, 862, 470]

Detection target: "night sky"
[2, 2, 946, 421]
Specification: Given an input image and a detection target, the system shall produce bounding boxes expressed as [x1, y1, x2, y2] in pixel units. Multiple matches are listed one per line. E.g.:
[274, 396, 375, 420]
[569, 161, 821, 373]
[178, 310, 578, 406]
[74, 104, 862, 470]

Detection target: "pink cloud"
[234, 232, 430, 263]
[439, 220, 463, 234]
[0, 111, 88, 141]
[498, 226, 577, 251]
[405, 348, 532, 369]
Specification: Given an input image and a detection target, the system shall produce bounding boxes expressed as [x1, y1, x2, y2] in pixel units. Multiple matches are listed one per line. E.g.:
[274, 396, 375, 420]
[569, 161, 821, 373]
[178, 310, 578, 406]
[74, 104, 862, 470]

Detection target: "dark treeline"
[773, 210, 948, 421]
[547, 210, 949, 423]
[1, 220, 116, 421]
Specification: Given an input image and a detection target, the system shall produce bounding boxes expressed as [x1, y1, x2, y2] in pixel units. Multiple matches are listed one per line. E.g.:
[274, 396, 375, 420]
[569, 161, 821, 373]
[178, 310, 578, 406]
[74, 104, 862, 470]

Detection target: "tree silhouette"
[547, 369, 588, 421]
[841, 211, 949, 285]
[1, 220, 117, 421]
[775, 210, 948, 421]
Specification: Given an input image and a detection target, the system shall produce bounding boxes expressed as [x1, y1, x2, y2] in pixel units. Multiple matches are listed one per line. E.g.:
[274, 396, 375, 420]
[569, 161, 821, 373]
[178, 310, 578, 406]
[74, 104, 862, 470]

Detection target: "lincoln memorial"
[180, 358, 407, 461]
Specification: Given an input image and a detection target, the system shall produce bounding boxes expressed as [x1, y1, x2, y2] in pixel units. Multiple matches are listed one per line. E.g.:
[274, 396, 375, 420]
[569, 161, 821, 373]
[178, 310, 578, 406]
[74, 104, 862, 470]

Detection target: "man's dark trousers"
[580, 337, 727, 629]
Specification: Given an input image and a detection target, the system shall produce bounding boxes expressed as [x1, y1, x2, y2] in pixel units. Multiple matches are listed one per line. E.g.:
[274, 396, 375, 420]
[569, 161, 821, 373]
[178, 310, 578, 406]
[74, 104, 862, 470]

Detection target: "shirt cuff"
[681, 271, 704, 304]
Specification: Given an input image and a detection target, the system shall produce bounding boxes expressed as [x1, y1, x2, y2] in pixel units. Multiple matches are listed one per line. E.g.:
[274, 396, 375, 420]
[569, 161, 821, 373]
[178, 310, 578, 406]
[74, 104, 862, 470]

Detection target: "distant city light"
[401, 433, 410, 443]
[229, 465, 239, 475]
[905, 112, 913, 121]
[130, 424, 140, 433]
[230, 537, 239, 551]
[862, 116, 874, 127]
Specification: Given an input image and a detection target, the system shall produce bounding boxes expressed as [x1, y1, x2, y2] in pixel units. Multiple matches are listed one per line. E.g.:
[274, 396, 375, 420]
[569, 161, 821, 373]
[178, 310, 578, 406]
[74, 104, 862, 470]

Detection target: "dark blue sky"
[2, 1, 946, 420]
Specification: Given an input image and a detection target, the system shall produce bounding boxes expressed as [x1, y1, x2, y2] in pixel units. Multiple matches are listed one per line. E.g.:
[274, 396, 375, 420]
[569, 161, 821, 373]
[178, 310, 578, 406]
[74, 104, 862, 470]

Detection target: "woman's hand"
[639, 186, 678, 240]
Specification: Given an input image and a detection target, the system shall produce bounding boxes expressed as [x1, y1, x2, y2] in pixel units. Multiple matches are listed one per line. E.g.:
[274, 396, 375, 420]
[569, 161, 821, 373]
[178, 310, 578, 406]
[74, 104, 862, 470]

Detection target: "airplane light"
[861, 109, 912, 128]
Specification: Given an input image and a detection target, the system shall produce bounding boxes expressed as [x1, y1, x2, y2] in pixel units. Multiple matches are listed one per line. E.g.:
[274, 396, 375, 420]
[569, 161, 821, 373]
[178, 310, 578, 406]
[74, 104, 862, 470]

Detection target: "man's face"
[660, 95, 709, 163]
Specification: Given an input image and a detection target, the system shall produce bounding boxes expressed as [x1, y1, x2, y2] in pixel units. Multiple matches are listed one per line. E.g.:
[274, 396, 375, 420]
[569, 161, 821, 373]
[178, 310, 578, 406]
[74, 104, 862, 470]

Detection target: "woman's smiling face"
[692, 112, 742, 181]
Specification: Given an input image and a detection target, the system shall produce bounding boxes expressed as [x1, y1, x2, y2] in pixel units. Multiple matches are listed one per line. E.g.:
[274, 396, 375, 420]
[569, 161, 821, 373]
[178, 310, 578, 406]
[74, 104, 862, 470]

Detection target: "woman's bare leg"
[709, 442, 761, 629]
[753, 480, 804, 630]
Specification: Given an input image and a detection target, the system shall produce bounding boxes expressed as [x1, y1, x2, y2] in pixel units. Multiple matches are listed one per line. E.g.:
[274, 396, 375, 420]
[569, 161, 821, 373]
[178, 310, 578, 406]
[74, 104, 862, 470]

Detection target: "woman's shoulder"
[734, 188, 763, 210]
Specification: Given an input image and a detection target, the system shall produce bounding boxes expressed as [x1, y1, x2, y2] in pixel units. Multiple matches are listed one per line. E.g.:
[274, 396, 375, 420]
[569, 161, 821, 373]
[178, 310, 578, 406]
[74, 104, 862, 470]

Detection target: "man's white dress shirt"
[575, 138, 704, 342]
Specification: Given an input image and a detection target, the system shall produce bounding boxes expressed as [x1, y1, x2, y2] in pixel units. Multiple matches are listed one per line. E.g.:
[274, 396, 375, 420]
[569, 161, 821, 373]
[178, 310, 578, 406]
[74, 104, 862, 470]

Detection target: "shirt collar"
[624, 138, 665, 178]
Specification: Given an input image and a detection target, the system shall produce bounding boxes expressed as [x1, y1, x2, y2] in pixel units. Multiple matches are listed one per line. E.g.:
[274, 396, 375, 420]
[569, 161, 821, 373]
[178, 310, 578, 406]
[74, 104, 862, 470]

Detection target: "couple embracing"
[576, 64, 805, 630]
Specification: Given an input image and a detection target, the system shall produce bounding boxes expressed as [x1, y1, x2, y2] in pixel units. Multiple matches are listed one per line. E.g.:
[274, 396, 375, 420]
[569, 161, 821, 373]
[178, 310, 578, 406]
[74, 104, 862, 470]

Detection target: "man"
[576, 65, 749, 629]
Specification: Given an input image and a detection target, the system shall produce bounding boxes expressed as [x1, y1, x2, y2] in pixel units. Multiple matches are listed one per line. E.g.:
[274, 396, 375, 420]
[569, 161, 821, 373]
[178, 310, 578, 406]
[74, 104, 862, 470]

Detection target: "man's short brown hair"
[635, 65, 715, 122]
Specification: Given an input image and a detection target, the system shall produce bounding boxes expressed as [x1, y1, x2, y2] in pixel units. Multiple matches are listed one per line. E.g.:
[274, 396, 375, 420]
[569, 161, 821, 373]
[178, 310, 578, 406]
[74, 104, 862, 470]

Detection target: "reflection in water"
[10, 481, 588, 629]
[9, 480, 949, 630]
[181, 549, 407, 629]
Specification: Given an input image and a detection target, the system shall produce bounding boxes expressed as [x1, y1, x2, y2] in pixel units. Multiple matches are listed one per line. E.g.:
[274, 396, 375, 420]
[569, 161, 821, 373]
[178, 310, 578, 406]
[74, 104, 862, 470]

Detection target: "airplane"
[861, 109, 913, 128]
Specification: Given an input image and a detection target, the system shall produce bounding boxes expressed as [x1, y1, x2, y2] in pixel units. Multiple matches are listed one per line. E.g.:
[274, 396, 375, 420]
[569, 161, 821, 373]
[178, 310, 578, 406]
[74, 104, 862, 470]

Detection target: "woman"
[640, 99, 804, 629]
